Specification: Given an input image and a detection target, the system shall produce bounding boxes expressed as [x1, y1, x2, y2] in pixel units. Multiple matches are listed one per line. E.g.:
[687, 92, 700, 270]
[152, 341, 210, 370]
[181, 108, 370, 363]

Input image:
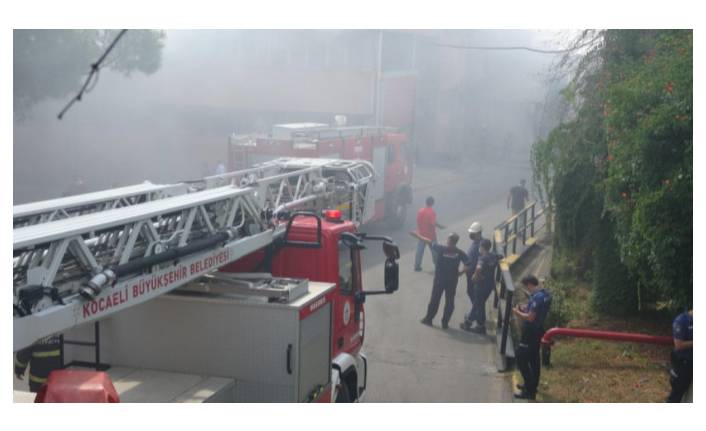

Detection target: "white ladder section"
[13, 181, 188, 228]
[14, 158, 376, 228]
[201, 157, 377, 225]
[13, 186, 275, 351]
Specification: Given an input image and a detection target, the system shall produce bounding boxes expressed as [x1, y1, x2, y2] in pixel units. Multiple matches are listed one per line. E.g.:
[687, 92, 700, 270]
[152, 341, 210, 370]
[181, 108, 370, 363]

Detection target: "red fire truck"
[228, 123, 414, 228]
[13, 159, 399, 403]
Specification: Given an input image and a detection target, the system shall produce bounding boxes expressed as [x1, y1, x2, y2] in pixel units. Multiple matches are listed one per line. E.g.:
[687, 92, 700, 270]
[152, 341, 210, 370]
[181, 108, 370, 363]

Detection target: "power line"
[57, 29, 128, 120]
[428, 37, 599, 54]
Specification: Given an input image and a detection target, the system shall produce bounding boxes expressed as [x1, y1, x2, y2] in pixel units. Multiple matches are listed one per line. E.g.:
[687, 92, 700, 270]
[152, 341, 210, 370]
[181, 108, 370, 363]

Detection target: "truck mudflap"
[358, 352, 368, 401]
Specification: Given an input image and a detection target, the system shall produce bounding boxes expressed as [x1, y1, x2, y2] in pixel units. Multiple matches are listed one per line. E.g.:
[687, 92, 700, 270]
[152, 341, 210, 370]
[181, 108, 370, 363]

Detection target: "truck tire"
[386, 187, 411, 230]
[335, 380, 353, 403]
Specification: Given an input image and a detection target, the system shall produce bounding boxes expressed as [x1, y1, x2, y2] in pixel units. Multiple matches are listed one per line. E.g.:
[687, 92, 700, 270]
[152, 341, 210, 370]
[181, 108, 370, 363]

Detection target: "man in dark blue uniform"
[460, 222, 483, 331]
[412, 231, 470, 330]
[513, 275, 551, 400]
[667, 308, 692, 402]
[461, 239, 497, 335]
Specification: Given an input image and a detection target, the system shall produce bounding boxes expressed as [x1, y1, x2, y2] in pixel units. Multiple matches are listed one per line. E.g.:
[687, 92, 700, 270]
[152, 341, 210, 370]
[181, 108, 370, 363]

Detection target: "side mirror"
[384, 258, 399, 294]
[352, 236, 400, 299]
[382, 241, 400, 260]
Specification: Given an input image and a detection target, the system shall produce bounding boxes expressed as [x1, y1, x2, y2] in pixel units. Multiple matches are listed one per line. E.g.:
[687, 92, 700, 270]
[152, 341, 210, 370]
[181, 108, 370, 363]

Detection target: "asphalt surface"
[360, 158, 532, 402]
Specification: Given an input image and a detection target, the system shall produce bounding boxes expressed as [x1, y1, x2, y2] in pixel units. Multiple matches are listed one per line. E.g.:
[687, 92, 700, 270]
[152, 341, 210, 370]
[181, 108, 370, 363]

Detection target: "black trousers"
[468, 282, 493, 327]
[667, 351, 692, 402]
[516, 325, 542, 395]
[424, 280, 457, 325]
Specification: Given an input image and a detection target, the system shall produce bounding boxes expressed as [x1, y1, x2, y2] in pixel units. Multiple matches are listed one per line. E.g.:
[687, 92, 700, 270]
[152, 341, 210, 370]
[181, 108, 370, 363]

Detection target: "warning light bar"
[323, 209, 342, 222]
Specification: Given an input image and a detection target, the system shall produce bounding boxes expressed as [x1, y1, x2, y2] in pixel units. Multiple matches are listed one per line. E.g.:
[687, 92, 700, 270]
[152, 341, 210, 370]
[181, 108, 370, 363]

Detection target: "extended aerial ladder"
[14, 158, 376, 229]
[13, 158, 377, 351]
[198, 157, 377, 226]
[13, 182, 188, 228]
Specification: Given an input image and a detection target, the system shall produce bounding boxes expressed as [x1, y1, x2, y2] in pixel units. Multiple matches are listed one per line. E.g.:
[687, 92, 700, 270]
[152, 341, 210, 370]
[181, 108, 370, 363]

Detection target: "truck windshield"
[338, 241, 353, 294]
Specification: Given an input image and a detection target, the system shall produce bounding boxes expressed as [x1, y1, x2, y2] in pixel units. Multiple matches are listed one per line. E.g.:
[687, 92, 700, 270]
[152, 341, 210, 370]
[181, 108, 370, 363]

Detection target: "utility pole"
[373, 29, 384, 127]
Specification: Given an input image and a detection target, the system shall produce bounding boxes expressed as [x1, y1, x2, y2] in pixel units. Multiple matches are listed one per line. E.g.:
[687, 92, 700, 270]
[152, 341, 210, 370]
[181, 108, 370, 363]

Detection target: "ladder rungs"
[14, 186, 251, 249]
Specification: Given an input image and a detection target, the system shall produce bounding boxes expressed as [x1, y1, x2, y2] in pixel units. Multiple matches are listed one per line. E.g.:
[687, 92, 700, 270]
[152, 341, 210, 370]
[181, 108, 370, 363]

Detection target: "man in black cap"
[412, 231, 469, 330]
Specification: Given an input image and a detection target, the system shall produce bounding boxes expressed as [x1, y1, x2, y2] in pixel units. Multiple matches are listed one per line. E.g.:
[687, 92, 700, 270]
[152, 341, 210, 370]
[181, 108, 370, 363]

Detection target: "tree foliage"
[14, 29, 165, 118]
[532, 30, 692, 312]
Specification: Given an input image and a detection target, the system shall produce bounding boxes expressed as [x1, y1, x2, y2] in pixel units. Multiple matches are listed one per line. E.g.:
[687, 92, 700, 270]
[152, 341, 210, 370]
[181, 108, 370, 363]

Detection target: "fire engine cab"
[228, 123, 414, 228]
[13, 158, 399, 403]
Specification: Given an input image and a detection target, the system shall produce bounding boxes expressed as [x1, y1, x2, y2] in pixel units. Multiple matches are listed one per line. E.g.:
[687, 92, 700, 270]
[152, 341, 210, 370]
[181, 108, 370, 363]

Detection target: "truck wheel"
[335, 380, 353, 403]
[387, 198, 407, 230]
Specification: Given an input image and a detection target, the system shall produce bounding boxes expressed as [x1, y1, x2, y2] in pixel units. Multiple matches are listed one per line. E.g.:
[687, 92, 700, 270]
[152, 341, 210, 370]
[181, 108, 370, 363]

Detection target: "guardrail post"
[500, 289, 513, 356]
[503, 224, 509, 257]
[512, 218, 518, 255]
[530, 204, 536, 238]
[494, 268, 502, 308]
[521, 208, 527, 245]
[496, 282, 503, 326]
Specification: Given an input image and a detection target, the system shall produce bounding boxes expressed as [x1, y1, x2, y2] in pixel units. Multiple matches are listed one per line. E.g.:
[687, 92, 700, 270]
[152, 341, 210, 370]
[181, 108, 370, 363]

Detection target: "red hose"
[541, 327, 672, 346]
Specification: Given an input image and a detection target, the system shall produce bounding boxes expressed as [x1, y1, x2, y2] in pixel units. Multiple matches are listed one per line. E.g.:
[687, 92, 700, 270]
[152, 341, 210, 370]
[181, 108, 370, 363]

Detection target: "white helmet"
[468, 222, 482, 234]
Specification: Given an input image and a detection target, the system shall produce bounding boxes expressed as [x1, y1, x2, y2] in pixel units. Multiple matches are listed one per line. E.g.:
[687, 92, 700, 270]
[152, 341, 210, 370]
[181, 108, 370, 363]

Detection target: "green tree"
[532, 30, 692, 313]
[601, 30, 693, 306]
[13, 29, 165, 118]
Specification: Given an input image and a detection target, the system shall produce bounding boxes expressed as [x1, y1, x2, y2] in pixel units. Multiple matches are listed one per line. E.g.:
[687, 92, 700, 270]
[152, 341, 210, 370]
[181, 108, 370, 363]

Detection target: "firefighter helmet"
[468, 222, 482, 234]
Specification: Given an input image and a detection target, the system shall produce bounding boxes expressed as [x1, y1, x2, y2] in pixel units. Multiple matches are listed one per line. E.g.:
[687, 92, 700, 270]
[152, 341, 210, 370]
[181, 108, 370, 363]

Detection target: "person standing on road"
[414, 196, 445, 272]
[460, 239, 497, 334]
[513, 275, 552, 400]
[507, 179, 529, 215]
[412, 231, 469, 330]
[460, 222, 483, 327]
[667, 308, 692, 402]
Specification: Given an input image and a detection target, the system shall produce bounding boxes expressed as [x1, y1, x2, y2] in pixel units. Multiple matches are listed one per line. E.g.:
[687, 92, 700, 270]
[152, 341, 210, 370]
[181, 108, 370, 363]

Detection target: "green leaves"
[601, 30, 692, 308]
[532, 30, 692, 313]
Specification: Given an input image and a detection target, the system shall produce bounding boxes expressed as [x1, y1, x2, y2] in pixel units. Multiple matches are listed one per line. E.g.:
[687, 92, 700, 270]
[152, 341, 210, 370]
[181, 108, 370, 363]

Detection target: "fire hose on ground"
[540, 327, 673, 366]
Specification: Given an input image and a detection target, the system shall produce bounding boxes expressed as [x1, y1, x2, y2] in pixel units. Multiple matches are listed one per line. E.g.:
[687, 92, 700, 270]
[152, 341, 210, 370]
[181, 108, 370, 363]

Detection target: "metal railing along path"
[491, 201, 547, 371]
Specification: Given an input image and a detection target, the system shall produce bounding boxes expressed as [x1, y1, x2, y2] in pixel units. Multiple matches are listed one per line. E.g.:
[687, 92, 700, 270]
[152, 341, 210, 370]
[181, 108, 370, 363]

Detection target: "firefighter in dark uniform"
[513, 275, 551, 400]
[460, 222, 483, 330]
[14, 335, 62, 393]
[412, 231, 470, 330]
[667, 308, 692, 402]
[461, 239, 498, 335]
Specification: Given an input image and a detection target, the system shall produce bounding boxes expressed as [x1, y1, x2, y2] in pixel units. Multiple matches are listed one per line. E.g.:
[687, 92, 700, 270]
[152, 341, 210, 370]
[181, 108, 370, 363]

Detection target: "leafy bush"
[531, 30, 692, 313]
[591, 215, 638, 315]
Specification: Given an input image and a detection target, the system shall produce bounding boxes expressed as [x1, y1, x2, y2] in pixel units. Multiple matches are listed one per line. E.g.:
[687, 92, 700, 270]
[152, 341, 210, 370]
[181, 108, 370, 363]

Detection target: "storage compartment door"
[297, 303, 332, 402]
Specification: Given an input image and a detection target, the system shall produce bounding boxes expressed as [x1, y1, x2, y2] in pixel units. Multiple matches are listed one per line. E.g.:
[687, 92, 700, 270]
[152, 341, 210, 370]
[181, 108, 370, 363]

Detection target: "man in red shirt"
[414, 196, 445, 271]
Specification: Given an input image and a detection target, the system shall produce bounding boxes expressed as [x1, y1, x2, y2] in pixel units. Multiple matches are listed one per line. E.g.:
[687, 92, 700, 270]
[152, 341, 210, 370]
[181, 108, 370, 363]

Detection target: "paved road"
[359, 160, 532, 402]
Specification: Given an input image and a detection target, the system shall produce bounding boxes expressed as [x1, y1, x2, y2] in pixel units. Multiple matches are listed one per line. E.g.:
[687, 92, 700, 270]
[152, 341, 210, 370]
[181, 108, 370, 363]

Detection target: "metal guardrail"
[491, 201, 547, 371]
